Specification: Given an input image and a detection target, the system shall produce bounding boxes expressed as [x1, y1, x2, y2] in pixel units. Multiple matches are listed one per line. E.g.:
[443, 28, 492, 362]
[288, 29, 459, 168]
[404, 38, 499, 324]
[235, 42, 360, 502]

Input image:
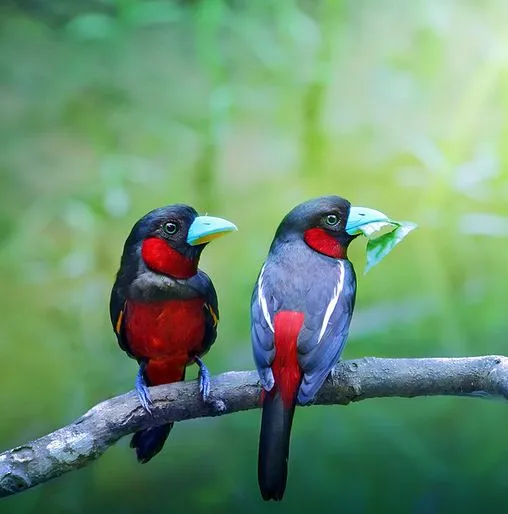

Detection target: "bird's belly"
[125, 297, 206, 361]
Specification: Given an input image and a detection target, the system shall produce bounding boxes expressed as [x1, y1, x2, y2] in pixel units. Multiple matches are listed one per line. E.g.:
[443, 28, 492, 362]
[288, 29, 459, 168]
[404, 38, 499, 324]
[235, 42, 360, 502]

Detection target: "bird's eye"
[325, 214, 339, 226]
[163, 222, 178, 235]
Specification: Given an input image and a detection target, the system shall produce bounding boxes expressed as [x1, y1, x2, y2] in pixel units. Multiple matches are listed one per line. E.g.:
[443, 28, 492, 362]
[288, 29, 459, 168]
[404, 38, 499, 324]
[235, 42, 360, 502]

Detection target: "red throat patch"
[303, 228, 347, 259]
[272, 311, 305, 408]
[141, 237, 197, 279]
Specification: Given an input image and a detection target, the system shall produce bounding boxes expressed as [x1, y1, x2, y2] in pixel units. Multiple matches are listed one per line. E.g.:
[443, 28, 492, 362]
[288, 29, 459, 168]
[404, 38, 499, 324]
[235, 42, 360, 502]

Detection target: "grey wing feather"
[251, 280, 275, 391]
[297, 263, 356, 405]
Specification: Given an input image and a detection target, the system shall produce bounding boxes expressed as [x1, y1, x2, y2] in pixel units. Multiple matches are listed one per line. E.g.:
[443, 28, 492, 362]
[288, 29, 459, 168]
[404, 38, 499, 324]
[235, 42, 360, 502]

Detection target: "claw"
[194, 357, 225, 411]
[194, 356, 211, 403]
[135, 363, 153, 414]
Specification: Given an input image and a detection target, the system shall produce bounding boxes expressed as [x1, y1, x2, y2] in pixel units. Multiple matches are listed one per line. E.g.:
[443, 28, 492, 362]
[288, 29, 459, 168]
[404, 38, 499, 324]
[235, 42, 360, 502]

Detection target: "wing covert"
[297, 260, 356, 405]
[188, 270, 219, 354]
[109, 282, 135, 357]
[251, 266, 276, 391]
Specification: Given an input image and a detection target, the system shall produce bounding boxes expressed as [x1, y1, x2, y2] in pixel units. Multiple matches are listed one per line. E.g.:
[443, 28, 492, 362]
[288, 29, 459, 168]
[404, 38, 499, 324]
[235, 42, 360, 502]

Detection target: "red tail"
[258, 311, 304, 501]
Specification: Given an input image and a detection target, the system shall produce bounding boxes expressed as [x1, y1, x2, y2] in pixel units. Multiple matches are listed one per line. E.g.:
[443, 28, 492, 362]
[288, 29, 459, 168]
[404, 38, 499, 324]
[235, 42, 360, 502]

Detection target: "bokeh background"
[2, 1, 508, 513]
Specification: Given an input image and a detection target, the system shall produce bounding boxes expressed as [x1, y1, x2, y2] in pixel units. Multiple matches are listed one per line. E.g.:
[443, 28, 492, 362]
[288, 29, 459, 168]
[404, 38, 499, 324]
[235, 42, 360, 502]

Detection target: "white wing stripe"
[258, 264, 274, 332]
[317, 261, 344, 343]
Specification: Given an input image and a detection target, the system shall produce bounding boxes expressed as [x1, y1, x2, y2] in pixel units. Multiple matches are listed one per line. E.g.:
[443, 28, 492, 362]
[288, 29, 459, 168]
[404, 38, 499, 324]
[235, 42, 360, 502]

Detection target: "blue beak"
[186, 215, 238, 246]
[346, 206, 390, 235]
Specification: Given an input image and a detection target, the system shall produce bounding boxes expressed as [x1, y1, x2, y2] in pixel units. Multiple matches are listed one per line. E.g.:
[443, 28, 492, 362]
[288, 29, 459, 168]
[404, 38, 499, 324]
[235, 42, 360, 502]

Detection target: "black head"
[271, 196, 356, 258]
[273, 195, 354, 243]
[124, 204, 202, 261]
[118, 204, 237, 279]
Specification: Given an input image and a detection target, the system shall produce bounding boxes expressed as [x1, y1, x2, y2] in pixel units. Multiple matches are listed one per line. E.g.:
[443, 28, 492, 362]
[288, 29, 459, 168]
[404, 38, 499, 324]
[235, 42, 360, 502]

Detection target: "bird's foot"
[194, 356, 226, 412]
[194, 356, 211, 402]
[135, 364, 153, 414]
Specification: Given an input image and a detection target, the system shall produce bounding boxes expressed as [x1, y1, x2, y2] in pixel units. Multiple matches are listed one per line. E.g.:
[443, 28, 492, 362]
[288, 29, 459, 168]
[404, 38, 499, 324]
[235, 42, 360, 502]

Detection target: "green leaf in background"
[65, 13, 117, 40]
[362, 221, 417, 274]
[124, 1, 182, 27]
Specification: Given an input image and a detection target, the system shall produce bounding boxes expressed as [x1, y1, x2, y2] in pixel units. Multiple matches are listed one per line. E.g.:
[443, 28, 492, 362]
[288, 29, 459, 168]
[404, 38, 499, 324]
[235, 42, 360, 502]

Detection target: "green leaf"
[363, 221, 417, 274]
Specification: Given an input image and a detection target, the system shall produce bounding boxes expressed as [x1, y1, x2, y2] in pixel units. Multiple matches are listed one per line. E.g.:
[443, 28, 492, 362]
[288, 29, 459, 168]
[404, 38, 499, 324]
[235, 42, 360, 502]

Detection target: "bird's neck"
[141, 237, 198, 279]
[303, 228, 348, 259]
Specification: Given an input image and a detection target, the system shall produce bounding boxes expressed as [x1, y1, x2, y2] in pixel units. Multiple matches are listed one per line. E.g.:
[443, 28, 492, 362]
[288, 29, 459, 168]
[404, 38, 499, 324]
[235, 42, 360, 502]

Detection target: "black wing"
[187, 270, 219, 356]
[296, 260, 356, 404]
[109, 279, 135, 358]
[251, 265, 276, 391]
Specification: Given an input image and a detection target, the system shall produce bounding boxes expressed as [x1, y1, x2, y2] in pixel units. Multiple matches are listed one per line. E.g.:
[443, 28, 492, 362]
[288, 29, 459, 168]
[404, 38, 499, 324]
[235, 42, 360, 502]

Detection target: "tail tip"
[260, 487, 285, 502]
[130, 432, 156, 464]
[130, 424, 172, 463]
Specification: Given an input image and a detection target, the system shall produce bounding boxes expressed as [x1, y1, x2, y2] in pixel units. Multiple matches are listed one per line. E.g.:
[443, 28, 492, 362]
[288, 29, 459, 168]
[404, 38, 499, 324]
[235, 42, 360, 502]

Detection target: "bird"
[110, 204, 237, 463]
[251, 195, 388, 501]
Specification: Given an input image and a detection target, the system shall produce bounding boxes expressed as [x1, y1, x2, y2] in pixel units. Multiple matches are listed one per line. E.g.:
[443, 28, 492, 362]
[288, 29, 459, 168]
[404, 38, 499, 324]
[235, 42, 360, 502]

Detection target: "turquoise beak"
[186, 215, 238, 246]
[346, 206, 390, 235]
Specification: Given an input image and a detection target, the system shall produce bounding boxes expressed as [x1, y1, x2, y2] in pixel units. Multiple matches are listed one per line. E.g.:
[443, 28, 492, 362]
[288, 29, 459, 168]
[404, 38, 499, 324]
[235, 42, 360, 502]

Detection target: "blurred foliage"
[1, 0, 508, 513]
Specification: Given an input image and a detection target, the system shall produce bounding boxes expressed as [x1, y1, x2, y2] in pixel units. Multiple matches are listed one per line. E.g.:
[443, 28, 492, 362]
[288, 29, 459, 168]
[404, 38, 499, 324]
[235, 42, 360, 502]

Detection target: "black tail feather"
[258, 391, 296, 501]
[130, 423, 173, 463]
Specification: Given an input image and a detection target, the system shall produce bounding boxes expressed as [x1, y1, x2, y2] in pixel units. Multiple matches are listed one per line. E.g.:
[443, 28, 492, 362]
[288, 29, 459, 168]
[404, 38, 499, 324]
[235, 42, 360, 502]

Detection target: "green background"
[1, 1, 508, 513]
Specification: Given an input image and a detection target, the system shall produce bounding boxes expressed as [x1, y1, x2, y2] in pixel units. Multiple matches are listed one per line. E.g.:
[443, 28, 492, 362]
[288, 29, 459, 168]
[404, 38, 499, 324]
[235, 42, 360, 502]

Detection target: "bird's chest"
[125, 298, 206, 359]
[266, 248, 342, 311]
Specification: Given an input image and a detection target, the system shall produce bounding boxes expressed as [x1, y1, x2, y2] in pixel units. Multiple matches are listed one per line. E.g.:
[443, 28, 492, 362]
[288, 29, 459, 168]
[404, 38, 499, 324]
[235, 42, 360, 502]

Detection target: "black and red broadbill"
[110, 204, 237, 463]
[251, 195, 388, 501]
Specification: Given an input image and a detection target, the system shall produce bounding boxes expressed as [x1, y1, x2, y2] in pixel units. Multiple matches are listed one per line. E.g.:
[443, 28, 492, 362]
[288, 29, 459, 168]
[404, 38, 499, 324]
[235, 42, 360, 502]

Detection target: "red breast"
[125, 298, 206, 369]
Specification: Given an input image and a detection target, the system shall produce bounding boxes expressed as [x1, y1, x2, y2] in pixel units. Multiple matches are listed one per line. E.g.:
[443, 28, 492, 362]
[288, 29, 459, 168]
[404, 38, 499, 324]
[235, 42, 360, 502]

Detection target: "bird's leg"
[194, 355, 211, 402]
[194, 356, 226, 412]
[135, 361, 153, 414]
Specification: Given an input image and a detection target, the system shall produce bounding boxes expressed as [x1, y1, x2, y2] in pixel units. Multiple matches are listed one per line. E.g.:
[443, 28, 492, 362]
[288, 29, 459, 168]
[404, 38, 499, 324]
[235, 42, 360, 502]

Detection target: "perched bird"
[110, 204, 237, 463]
[251, 195, 387, 501]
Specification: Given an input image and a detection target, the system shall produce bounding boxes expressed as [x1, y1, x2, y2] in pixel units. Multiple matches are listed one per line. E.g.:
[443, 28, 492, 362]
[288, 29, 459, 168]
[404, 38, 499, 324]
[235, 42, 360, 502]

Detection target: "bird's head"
[272, 195, 388, 259]
[122, 204, 237, 279]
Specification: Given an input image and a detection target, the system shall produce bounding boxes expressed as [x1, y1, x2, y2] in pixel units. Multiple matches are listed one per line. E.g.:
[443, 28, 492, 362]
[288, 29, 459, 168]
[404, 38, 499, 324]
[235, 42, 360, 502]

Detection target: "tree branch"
[2, 355, 508, 498]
